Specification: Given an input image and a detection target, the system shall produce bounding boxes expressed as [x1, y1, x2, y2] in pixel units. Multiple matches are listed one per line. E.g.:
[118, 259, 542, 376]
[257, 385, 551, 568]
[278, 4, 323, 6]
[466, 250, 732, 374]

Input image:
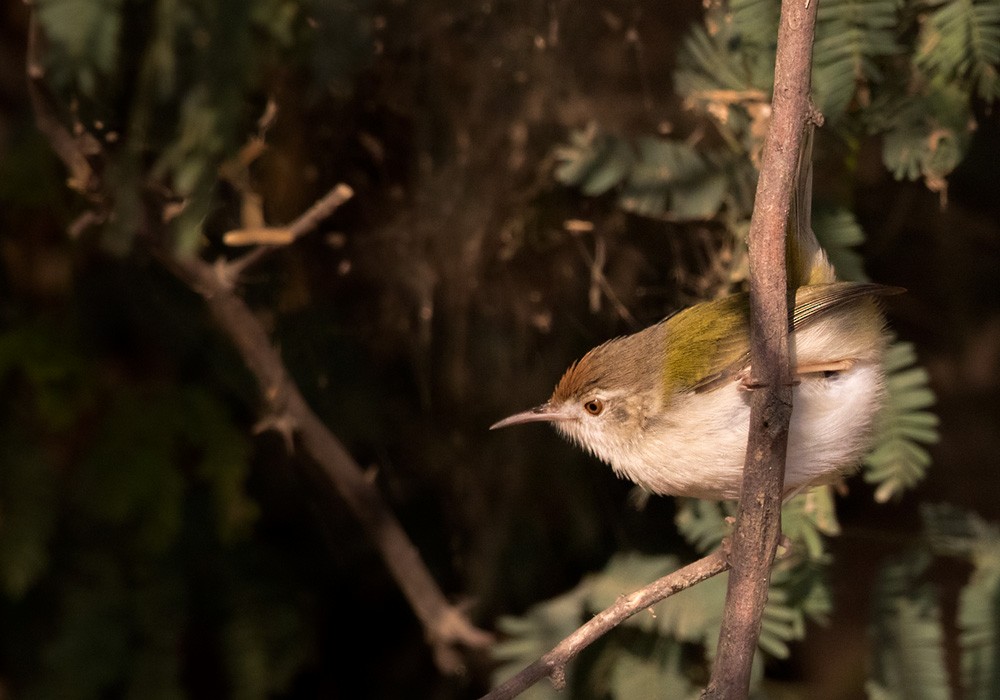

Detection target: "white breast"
[603, 360, 886, 500]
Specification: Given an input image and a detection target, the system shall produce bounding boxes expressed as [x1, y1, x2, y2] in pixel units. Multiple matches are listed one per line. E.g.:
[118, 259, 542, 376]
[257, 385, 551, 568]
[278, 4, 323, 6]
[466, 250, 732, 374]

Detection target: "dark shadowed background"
[1, 0, 999, 697]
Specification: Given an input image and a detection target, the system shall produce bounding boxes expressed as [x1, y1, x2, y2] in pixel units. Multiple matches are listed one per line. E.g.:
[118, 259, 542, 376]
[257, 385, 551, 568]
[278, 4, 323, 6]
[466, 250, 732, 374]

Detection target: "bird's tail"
[787, 124, 838, 287]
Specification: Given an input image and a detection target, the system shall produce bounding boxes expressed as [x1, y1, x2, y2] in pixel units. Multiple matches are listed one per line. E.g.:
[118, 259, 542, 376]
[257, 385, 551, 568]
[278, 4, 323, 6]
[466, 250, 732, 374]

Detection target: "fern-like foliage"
[869, 506, 1000, 699]
[674, 499, 733, 553]
[867, 550, 951, 699]
[622, 139, 730, 220]
[554, 124, 635, 197]
[492, 549, 824, 697]
[532, 0, 963, 691]
[922, 504, 1000, 699]
[554, 0, 999, 216]
[868, 81, 973, 193]
[916, 0, 1000, 104]
[493, 488, 843, 695]
[813, 0, 900, 119]
[554, 128, 756, 221]
[674, 22, 773, 98]
[812, 205, 869, 282]
[863, 340, 940, 502]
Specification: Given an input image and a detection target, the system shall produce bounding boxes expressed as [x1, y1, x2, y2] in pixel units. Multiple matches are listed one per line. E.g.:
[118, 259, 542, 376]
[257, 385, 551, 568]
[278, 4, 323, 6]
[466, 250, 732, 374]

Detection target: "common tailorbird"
[491, 137, 899, 501]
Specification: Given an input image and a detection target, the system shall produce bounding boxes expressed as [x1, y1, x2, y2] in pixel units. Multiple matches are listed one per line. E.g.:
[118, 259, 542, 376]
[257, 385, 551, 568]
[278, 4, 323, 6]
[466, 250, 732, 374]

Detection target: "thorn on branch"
[807, 101, 825, 127]
[68, 209, 107, 239]
[211, 257, 238, 292]
[253, 412, 298, 453]
[550, 664, 567, 690]
[427, 602, 496, 676]
[26, 14, 105, 201]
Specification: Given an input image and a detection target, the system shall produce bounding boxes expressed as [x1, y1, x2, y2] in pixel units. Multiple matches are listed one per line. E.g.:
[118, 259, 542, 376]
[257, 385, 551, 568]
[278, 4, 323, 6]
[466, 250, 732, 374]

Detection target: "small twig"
[25, 13, 103, 198]
[702, 0, 819, 697]
[483, 548, 730, 700]
[225, 183, 354, 279]
[572, 236, 638, 327]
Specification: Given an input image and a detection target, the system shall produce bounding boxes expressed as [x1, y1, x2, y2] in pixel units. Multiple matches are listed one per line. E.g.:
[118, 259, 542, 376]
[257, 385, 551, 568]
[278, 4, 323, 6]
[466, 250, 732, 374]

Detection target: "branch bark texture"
[703, 1, 820, 697]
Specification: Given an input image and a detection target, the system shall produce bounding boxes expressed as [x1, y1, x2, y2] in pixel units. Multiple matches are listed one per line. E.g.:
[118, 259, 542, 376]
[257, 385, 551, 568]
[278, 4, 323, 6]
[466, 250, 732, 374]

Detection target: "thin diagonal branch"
[702, 0, 819, 696]
[161, 249, 494, 672]
[483, 548, 730, 700]
[25, 12, 491, 674]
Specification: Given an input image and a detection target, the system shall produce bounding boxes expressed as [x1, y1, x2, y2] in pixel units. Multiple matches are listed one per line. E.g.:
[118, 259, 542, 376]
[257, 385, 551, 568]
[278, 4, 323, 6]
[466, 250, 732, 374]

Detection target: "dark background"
[1, 0, 999, 697]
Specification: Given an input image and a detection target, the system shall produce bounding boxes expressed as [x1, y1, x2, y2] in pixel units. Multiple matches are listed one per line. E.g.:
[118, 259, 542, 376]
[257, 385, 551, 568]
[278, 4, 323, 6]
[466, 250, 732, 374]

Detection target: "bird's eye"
[583, 399, 604, 416]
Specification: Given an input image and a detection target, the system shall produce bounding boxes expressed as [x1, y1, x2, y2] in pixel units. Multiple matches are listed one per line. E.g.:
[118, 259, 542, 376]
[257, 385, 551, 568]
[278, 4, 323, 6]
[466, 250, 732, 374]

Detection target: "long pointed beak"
[490, 403, 569, 430]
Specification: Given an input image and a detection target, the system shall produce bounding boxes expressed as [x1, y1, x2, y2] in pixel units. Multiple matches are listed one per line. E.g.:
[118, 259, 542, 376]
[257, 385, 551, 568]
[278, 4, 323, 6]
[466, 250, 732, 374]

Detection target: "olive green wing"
[673, 282, 902, 394]
[662, 293, 751, 395]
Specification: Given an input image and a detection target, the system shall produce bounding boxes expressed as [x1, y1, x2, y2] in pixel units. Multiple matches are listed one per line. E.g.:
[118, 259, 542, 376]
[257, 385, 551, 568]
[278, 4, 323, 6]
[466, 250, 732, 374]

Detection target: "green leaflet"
[813, 0, 900, 118]
[916, 0, 1000, 104]
[812, 206, 870, 282]
[864, 340, 940, 502]
[867, 549, 951, 700]
[492, 547, 830, 697]
[869, 506, 1000, 699]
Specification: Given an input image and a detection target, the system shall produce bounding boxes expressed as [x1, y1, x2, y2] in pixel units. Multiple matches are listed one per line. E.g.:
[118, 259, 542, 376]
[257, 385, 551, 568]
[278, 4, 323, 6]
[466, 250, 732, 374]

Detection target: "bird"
[491, 135, 899, 501]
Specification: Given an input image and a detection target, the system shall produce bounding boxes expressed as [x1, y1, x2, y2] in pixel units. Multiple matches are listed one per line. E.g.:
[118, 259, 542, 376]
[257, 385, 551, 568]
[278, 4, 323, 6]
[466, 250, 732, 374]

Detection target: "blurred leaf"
[556, 129, 747, 220]
[675, 16, 774, 98]
[495, 548, 823, 696]
[958, 561, 1000, 700]
[870, 81, 973, 190]
[864, 341, 940, 501]
[675, 499, 732, 553]
[921, 504, 1000, 699]
[75, 384, 254, 551]
[812, 0, 899, 119]
[34, 557, 133, 698]
[622, 139, 730, 219]
[587, 553, 723, 645]
[781, 486, 841, 560]
[867, 550, 950, 700]
[180, 389, 258, 541]
[916, 0, 1000, 104]
[0, 321, 94, 429]
[812, 206, 869, 282]
[75, 390, 187, 551]
[554, 126, 634, 196]
[0, 434, 57, 597]
[493, 587, 589, 700]
[600, 636, 702, 699]
[0, 320, 96, 597]
[36, 0, 124, 95]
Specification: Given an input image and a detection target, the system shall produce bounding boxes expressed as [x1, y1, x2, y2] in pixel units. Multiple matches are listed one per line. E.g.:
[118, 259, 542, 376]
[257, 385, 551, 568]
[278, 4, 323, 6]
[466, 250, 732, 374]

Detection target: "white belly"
[609, 361, 886, 500]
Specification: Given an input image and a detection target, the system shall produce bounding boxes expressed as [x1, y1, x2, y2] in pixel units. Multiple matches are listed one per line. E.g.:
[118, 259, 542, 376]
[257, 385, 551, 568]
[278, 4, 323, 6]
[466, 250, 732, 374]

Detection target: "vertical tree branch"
[703, 1, 819, 697]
